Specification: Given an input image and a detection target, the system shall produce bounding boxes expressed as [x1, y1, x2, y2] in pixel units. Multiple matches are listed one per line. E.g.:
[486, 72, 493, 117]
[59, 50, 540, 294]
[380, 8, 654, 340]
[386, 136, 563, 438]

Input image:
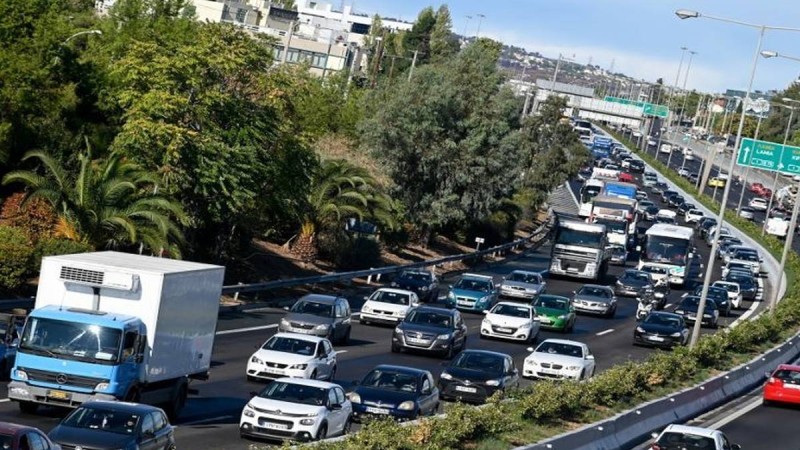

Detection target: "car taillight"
[651, 444, 662, 450]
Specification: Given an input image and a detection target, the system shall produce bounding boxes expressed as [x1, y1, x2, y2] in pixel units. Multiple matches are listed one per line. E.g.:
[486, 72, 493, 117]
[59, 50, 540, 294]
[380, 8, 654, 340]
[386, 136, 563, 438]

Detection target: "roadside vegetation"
[0, 0, 588, 294]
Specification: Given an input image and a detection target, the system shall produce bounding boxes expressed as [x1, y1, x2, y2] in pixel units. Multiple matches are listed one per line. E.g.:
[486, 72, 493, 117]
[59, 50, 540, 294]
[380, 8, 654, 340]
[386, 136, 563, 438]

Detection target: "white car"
[498, 270, 547, 300]
[749, 197, 769, 211]
[522, 339, 595, 381]
[360, 288, 419, 325]
[728, 251, 761, 275]
[660, 144, 673, 154]
[712, 281, 744, 309]
[240, 378, 352, 442]
[685, 209, 704, 223]
[649, 424, 741, 450]
[247, 333, 337, 382]
[647, 138, 657, 146]
[677, 168, 690, 177]
[480, 302, 540, 342]
[683, 148, 694, 160]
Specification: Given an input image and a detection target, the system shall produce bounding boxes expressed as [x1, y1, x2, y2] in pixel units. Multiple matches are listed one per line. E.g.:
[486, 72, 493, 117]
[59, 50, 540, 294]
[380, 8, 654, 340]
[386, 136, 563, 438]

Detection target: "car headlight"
[557, 315, 567, 320]
[362, 305, 372, 313]
[398, 401, 416, 410]
[95, 382, 109, 391]
[526, 359, 538, 366]
[289, 363, 308, 370]
[347, 392, 361, 403]
[566, 366, 581, 371]
[616, 280, 623, 286]
[441, 372, 453, 380]
[437, 333, 451, 340]
[479, 296, 491, 304]
[518, 322, 531, 329]
[394, 327, 403, 334]
[251, 356, 263, 364]
[485, 379, 501, 386]
[448, 292, 456, 300]
[482, 319, 492, 327]
[300, 418, 316, 425]
[315, 324, 330, 331]
[243, 405, 255, 417]
[390, 282, 398, 287]
[671, 332, 682, 337]
[280, 318, 290, 327]
[15, 369, 27, 381]
[703, 313, 712, 318]
[421, 286, 429, 291]
[675, 309, 684, 314]
[635, 327, 645, 333]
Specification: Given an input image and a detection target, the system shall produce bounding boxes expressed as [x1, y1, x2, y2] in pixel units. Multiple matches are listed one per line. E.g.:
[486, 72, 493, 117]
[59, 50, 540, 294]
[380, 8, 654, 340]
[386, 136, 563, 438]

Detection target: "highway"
[0, 166, 770, 449]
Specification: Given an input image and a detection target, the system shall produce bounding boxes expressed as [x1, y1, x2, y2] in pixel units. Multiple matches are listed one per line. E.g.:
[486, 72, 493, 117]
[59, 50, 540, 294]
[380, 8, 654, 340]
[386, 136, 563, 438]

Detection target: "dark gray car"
[572, 284, 617, 318]
[392, 306, 468, 359]
[279, 294, 352, 344]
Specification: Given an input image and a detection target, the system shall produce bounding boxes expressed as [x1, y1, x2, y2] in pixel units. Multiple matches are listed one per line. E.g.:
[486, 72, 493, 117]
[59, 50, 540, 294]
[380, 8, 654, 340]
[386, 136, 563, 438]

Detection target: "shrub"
[31, 237, 93, 273]
[586, 362, 648, 407]
[0, 226, 34, 292]
[317, 231, 382, 270]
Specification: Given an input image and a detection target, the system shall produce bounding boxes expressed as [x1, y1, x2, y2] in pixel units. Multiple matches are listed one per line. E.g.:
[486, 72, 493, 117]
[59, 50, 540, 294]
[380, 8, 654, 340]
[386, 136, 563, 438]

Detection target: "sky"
[350, 0, 800, 94]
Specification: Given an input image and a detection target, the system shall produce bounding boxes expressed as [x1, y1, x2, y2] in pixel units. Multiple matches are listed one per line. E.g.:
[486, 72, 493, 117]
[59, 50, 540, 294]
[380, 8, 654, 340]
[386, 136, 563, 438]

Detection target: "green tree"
[2, 149, 188, 255]
[429, 4, 459, 62]
[0, 226, 34, 292]
[403, 6, 437, 65]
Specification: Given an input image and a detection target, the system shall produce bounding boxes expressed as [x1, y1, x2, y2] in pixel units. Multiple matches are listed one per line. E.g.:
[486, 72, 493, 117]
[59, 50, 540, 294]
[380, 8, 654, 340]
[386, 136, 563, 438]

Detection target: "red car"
[750, 182, 764, 193]
[0, 422, 60, 449]
[764, 364, 800, 405]
[758, 188, 773, 199]
[618, 172, 635, 183]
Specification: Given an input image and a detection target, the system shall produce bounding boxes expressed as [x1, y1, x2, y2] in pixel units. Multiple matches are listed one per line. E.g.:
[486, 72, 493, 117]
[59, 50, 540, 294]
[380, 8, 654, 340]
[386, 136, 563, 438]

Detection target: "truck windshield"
[644, 236, 691, 266]
[594, 219, 627, 234]
[19, 318, 122, 364]
[580, 185, 602, 204]
[555, 228, 604, 249]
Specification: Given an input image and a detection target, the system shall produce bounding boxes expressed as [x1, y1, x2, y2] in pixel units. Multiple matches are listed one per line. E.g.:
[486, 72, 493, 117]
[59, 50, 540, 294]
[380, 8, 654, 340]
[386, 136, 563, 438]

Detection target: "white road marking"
[178, 415, 235, 427]
[0, 399, 9, 403]
[704, 395, 762, 430]
[596, 329, 614, 336]
[215, 324, 278, 335]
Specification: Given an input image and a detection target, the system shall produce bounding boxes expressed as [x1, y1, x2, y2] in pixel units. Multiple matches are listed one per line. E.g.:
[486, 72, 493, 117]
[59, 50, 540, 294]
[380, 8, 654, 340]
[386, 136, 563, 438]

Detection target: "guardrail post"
[376, 272, 382, 282]
[232, 282, 243, 302]
[367, 269, 375, 285]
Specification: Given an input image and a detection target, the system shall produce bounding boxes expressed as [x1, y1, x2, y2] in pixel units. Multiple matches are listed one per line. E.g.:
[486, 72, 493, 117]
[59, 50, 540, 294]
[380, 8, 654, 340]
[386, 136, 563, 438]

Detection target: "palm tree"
[2, 148, 188, 255]
[292, 159, 397, 262]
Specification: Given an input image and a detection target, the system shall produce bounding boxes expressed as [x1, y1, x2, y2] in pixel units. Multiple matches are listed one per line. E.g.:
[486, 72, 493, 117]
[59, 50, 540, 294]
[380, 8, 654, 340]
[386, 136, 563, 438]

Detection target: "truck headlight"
[398, 401, 416, 410]
[243, 405, 255, 417]
[289, 363, 308, 370]
[95, 382, 109, 391]
[15, 369, 27, 381]
[485, 379, 501, 386]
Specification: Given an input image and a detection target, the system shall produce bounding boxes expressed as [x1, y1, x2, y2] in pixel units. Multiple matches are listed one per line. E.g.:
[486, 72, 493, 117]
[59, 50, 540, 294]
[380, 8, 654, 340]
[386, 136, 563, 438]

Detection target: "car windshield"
[61, 406, 140, 435]
[726, 275, 754, 287]
[640, 201, 655, 207]
[622, 272, 649, 283]
[734, 252, 759, 262]
[507, 272, 542, 284]
[535, 341, 583, 358]
[644, 235, 691, 266]
[609, 246, 626, 255]
[555, 227, 604, 249]
[772, 369, 800, 383]
[656, 432, 716, 449]
[258, 381, 328, 406]
[580, 185, 602, 203]
[714, 283, 738, 293]
[405, 310, 452, 328]
[361, 369, 419, 393]
[491, 304, 531, 318]
[451, 352, 504, 375]
[681, 297, 716, 310]
[453, 278, 491, 292]
[371, 290, 412, 305]
[644, 314, 681, 328]
[535, 296, 569, 311]
[656, 216, 675, 224]
[399, 271, 431, 282]
[578, 286, 610, 298]
[261, 336, 317, 356]
[291, 300, 334, 318]
[19, 317, 122, 365]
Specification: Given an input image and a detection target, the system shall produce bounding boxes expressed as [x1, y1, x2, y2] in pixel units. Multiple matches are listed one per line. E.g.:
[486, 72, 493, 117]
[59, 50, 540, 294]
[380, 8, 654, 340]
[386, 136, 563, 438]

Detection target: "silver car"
[499, 270, 546, 300]
[572, 285, 617, 318]
[738, 207, 755, 220]
[279, 294, 353, 345]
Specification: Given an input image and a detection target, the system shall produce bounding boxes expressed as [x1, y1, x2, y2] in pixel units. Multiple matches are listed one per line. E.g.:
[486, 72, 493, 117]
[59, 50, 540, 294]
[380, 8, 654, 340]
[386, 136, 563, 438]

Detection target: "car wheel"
[342, 327, 351, 346]
[315, 423, 328, 441]
[391, 342, 401, 353]
[579, 368, 586, 380]
[311, 369, 318, 380]
[342, 416, 353, 435]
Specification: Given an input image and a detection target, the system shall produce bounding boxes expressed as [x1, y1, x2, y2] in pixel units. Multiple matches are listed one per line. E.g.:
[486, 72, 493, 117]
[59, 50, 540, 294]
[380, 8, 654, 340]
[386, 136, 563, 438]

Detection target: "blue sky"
[351, 0, 800, 93]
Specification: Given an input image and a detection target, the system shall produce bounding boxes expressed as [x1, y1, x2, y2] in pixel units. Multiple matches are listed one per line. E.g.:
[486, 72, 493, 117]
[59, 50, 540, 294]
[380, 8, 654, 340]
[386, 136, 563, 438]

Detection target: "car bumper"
[352, 403, 417, 421]
[360, 311, 404, 324]
[246, 363, 311, 381]
[681, 314, 717, 326]
[537, 318, 567, 330]
[393, 335, 452, 354]
[239, 417, 318, 442]
[573, 303, 612, 315]
[278, 324, 329, 337]
[480, 324, 532, 341]
[439, 381, 498, 403]
[8, 381, 116, 409]
[633, 333, 681, 348]
[499, 288, 539, 300]
[615, 286, 641, 297]
[522, 364, 582, 380]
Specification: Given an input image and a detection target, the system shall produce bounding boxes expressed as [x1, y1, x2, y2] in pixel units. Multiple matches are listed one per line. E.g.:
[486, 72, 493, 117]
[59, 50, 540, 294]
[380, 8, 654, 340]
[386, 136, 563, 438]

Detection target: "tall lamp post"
[761, 99, 799, 236]
[761, 50, 800, 314]
[655, 46, 689, 155]
[674, 9, 800, 348]
[678, 50, 698, 126]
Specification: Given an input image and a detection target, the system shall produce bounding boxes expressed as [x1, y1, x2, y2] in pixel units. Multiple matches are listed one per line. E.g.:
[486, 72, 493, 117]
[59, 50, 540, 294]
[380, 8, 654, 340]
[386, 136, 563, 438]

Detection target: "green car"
[533, 294, 576, 332]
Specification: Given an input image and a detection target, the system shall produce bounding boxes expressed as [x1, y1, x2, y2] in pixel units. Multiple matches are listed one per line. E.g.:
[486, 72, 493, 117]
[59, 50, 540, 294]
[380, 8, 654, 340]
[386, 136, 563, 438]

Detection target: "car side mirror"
[526, 347, 534, 353]
[363, 295, 370, 300]
[142, 430, 155, 440]
[283, 306, 290, 311]
[329, 403, 343, 410]
[651, 432, 659, 440]
[586, 354, 595, 360]
[765, 371, 772, 379]
[482, 310, 489, 315]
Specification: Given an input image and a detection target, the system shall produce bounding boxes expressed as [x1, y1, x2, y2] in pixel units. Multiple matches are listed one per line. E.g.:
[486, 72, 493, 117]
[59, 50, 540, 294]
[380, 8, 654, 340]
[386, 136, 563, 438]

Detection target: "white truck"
[550, 219, 609, 280]
[765, 217, 790, 239]
[9, 251, 225, 419]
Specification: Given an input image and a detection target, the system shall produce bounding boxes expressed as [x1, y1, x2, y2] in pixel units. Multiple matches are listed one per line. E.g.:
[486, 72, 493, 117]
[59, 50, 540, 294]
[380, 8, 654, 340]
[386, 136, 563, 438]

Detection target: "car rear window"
[656, 432, 716, 449]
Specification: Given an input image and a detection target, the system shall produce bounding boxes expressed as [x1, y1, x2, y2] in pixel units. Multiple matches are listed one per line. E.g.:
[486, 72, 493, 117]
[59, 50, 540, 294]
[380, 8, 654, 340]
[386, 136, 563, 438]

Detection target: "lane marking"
[596, 329, 614, 336]
[704, 395, 762, 430]
[215, 324, 278, 335]
[178, 415, 235, 427]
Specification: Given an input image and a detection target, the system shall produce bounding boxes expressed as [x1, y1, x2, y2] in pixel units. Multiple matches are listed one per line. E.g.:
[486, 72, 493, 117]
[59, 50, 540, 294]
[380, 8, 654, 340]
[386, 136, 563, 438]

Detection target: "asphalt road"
[0, 170, 769, 449]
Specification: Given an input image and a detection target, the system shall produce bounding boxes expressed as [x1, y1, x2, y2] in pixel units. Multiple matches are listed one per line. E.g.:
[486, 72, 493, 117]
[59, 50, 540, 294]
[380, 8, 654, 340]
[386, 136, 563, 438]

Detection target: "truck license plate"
[48, 390, 71, 401]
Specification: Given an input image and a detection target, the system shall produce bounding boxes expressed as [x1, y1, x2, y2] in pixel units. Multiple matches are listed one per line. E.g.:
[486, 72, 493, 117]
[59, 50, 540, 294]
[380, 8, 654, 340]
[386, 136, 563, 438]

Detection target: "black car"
[667, 195, 685, 208]
[438, 350, 519, 404]
[661, 190, 678, 203]
[350, 365, 439, 421]
[677, 202, 696, 216]
[391, 269, 440, 302]
[633, 311, 689, 348]
[688, 285, 731, 316]
[49, 401, 175, 450]
[392, 306, 468, 358]
[651, 181, 669, 194]
[698, 217, 718, 239]
[724, 272, 758, 300]
[688, 173, 699, 184]
[674, 296, 719, 328]
[643, 204, 660, 221]
[628, 160, 645, 173]
[615, 269, 654, 297]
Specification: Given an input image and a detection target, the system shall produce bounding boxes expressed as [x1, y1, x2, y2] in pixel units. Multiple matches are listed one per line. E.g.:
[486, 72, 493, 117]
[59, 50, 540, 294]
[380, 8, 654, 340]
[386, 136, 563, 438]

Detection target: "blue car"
[349, 365, 440, 422]
[445, 273, 497, 312]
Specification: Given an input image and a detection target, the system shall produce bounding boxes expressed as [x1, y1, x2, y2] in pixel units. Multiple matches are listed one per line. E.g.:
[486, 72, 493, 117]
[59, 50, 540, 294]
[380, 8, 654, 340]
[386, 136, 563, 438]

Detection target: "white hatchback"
[685, 209, 704, 223]
[712, 281, 743, 309]
[360, 288, 419, 325]
[247, 333, 337, 382]
[523, 339, 595, 381]
[240, 378, 352, 442]
[748, 197, 768, 211]
[480, 302, 540, 342]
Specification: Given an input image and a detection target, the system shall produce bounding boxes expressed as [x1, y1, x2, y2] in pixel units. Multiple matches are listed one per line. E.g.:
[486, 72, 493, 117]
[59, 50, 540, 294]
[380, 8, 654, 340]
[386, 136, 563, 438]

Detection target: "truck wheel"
[18, 402, 38, 414]
[166, 384, 188, 421]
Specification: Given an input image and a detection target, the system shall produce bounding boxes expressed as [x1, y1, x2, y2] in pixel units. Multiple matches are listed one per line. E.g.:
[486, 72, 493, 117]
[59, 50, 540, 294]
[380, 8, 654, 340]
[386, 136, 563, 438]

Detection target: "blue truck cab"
[591, 136, 614, 160]
[445, 273, 497, 312]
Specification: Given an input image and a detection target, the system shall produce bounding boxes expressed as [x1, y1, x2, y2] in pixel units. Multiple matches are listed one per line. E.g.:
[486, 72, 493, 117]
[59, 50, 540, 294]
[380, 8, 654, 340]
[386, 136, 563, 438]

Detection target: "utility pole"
[408, 50, 419, 82]
[281, 20, 296, 64]
[370, 36, 384, 88]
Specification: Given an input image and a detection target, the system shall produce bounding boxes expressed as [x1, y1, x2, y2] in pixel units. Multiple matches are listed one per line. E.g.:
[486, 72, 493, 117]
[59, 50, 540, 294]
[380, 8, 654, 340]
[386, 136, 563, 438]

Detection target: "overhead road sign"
[736, 137, 800, 175]
[603, 96, 669, 118]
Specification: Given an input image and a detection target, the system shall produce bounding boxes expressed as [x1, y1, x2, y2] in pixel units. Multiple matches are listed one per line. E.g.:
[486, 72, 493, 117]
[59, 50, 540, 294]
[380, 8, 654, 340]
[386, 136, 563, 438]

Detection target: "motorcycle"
[636, 287, 657, 321]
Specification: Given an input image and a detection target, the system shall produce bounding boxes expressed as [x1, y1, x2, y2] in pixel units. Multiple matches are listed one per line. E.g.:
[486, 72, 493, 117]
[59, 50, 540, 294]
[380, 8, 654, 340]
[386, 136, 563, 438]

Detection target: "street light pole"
[475, 14, 486, 37]
[656, 47, 689, 154]
[679, 51, 697, 126]
[762, 101, 797, 236]
[736, 113, 764, 213]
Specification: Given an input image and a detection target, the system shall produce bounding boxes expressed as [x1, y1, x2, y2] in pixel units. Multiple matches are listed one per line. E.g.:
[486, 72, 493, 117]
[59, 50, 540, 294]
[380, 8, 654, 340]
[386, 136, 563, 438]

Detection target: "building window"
[298, 51, 313, 64]
[273, 47, 283, 60]
[311, 53, 327, 69]
[235, 8, 247, 23]
[286, 49, 300, 63]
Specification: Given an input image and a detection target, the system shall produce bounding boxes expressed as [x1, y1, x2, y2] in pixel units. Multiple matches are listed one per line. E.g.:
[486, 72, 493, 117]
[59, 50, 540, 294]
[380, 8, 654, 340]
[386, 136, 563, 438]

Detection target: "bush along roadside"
[267, 134, 800, 450]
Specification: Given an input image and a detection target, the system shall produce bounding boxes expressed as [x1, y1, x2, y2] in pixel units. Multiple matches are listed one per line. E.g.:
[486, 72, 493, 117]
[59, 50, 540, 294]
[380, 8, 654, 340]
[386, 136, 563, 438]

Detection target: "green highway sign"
[603, 96, 669, 118]
[736, 137, 800, 175]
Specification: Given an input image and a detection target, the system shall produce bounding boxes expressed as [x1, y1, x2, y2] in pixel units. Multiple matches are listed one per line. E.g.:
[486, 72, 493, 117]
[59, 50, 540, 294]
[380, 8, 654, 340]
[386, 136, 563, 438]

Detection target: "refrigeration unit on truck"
[589, 195, 637, 249]
[638, 223, 694, 286]
[550, 219, 609, 280]
[8, 251, 225, 419]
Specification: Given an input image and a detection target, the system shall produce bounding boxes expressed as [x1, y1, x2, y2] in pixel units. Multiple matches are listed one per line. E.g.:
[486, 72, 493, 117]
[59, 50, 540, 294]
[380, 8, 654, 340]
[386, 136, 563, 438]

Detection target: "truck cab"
[550, 220, 609, 280]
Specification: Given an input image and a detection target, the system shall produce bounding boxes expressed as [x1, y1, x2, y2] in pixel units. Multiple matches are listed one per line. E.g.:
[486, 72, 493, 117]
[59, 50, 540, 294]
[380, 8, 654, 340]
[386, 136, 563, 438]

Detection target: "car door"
[334, 387, 350, 433]
[528, 306, 540, 337]
[326, 388, 346, 434]
[139, 413, 159, 450]
[584, 346, 596, 376]
[419, 374, 437, 415]
[454, 312, 467, 349]
[151, 411, 172, 449]
[505, 357, 520, 388]
[319, 340, 336, 379]
[339, 300, 352, 338]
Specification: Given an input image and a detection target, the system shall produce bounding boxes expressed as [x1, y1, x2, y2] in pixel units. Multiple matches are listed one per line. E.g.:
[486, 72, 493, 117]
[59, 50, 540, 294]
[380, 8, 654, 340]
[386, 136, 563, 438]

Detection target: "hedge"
[266, 127, 800, 450]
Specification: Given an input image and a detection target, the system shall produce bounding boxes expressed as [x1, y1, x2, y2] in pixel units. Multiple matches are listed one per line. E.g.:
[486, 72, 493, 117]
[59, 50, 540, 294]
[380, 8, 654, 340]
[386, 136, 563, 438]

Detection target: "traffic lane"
[718, 402, 800, 449]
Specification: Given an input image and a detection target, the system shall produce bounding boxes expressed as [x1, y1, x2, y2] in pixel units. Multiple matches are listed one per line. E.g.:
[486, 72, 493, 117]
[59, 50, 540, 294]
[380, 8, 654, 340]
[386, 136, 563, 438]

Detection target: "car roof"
[649, 311, 682, 319]
[775, 364, 800, 372]
[272, 377, 342, 389]
[462, 273, 493, 280]
[662, 424, 718, 438]
[538, 294, 571, 301]
[539, 338, 587, 347]
[373, 287, 417, 296]
[299, 294, 342, 304]
[412, 305, 455, 314]
[371, 365, 430, 376]
[0, 422, 39, 435]
[81, 400, 167, 414]
[509, 270, 541, 276]
[271, 332, 326, 343]
[713, 281, 738, 287]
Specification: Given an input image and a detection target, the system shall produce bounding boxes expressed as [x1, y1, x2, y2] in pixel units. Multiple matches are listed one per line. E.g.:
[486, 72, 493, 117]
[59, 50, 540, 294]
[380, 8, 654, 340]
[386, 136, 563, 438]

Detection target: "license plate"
[540, 318, 552, 324]
[48, 390, 71, 400]
[365, 406, 390, 414]
[292, 328, 313, 334]
[541, 368, 558, 375]
[261, 422, 290, 430]
[264, 367, 283, 375]
[457, 301, 473, 306]
[455, 386, 477, 393]
[648, 336, 665, 342]
[407, 337, 427, 344]
[496, 327, 512, 333]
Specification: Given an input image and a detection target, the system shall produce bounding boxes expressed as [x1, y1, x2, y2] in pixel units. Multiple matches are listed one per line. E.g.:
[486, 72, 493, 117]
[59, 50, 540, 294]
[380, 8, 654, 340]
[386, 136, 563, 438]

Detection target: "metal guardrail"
[220, 211, 555, 296]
